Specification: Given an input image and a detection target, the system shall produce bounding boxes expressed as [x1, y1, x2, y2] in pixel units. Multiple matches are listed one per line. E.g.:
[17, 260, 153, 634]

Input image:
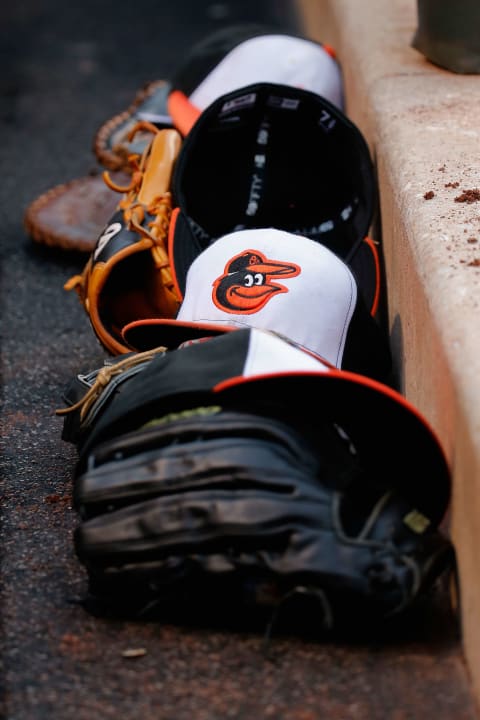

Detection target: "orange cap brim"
[167, 90, 202, 136]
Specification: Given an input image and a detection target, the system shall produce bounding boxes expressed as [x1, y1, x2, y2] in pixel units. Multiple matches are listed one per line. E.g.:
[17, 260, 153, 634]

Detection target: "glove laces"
[55, 347, 166, 422]
[102, 120, 174, 258]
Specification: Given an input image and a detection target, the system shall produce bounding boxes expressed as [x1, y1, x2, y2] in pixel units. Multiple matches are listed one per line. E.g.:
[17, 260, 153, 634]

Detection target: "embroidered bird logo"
[212, 249, 300, 314]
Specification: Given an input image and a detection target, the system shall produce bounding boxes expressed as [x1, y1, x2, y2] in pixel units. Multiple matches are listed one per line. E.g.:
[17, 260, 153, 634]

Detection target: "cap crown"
[177, 228, 357, 367]
[188, 34, 344, 111]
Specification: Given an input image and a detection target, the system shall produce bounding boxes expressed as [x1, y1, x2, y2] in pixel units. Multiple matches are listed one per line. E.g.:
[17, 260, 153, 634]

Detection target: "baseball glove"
[94, 80, 172, 172]
[64, 121, 182, 355]
[23, 81, 172, 254]
[57, 329, 454, 632]
[70, 408, 453, 631]
[24, 172, 128, 254]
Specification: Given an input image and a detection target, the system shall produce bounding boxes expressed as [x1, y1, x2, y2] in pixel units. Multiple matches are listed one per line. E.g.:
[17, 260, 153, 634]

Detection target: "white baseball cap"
[185, 33, 343, 112]
[123, 228, 391, 382]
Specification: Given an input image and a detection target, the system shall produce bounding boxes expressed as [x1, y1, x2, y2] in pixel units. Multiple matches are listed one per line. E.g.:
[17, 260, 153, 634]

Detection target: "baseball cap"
[100, 24, 344, 162]
[123, 228, 391, 382]
[81, 327, 450, 527]
[166, 82, 379, 312]
[172, 26, 344, 118]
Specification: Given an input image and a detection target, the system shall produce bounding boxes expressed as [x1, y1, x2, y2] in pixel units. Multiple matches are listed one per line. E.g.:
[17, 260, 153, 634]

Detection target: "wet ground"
[1, 0, 479, 718]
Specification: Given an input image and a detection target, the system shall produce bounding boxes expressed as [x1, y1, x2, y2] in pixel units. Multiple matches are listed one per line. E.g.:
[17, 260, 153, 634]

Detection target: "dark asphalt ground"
[1, 1, 479, 718]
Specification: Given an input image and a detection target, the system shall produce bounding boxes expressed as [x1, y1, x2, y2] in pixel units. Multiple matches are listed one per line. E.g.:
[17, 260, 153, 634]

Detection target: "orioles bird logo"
[212, 249, 301, 314]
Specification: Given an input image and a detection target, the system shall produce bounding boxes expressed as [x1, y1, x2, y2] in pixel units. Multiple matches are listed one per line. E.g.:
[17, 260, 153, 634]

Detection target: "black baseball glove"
[57, 329, 454, 632]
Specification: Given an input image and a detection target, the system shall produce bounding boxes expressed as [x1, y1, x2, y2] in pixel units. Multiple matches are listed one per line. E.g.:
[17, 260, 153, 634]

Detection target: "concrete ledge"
[296, 0, 480, 704]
